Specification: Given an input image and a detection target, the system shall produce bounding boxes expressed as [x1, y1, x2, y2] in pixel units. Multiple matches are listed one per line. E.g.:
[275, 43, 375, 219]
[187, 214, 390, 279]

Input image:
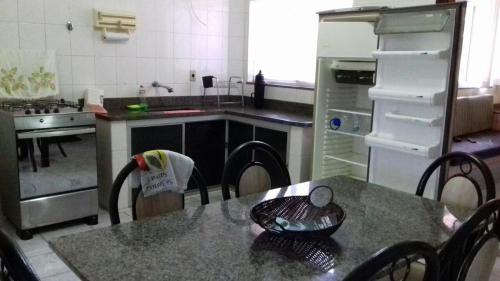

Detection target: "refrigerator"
[312, 3, 466, 198]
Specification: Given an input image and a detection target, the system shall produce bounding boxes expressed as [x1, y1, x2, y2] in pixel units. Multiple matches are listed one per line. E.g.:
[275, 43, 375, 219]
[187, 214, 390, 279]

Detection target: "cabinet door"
[131, 125, 183, 156]
[185, 120, 226, 186]
[227, 121, 254, 185]
[255, 126, 288, 181]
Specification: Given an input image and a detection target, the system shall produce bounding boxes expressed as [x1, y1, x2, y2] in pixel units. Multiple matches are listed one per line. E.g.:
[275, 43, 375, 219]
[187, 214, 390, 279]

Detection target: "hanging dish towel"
[137, 150, 194, 197]
[0, 50, 59, 99]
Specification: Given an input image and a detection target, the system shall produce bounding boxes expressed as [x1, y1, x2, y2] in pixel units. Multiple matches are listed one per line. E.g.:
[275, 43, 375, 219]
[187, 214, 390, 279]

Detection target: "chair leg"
[38, 138, 50, 167]
[27, 139, 37, 172]
[18, 140, 28, 160]
[57, 142, 67, 157]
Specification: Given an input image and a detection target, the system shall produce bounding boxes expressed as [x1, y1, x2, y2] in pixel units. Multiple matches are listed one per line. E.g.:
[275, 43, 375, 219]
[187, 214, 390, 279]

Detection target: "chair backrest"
[109, 158, 209, 225]
[439, 199, 500, 281]
[221, 141, 291, 200]
[416, 152, 495, 208]
[0, 229, 39, 281]
[343, 241, 440, 281]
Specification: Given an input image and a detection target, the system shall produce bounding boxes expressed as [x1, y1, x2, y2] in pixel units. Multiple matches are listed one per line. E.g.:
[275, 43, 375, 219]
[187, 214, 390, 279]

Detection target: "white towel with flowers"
[0, 50, 59, 99]
[139, 150, 194, 197]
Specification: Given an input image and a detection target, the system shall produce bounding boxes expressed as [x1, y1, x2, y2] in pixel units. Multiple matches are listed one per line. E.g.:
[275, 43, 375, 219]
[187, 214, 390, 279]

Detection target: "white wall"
[229, 0, 435, 104]
[0, 0, 248, 100]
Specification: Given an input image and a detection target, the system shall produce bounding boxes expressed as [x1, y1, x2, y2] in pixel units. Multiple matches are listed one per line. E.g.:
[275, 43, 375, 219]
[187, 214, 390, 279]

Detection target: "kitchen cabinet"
[97, 115, 311, 210]
[227, 121, 254, 185]
[255, 126, 288, 179]
[185, 120, 226, 186]
[131, 124, 182, 155]
[255, 126, 288, 162]
[226, 121, 288, 186]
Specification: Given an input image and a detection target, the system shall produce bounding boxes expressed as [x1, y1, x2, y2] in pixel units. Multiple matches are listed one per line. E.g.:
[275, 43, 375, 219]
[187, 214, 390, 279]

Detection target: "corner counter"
[96, 97, 314, 210]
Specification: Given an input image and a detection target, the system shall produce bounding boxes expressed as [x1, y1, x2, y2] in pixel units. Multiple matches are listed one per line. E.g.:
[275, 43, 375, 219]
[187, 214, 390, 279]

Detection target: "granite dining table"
[49, 176, 472, 281]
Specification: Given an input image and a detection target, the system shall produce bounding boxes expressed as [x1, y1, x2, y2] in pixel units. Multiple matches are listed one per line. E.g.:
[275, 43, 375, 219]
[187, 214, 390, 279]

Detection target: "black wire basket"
[250, 195, 346, 237]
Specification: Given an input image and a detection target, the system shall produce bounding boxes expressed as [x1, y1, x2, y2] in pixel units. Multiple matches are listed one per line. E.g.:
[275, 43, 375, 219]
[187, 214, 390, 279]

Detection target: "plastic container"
[330, 113, 371, 135]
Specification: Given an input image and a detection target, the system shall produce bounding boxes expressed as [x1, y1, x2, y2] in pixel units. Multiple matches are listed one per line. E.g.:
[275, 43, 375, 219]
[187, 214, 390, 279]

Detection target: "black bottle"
[254, 70, 265, 109]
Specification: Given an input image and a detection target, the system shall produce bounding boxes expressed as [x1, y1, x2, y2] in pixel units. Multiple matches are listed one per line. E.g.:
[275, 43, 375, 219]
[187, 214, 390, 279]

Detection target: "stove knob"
[35, 109, 41, 114]
[39, 119, 44, 123]
[60, 98, 65, 104]
[44, 108, 50, 114]
[25, 109, 31, 115]
[53, 108, 60, 113]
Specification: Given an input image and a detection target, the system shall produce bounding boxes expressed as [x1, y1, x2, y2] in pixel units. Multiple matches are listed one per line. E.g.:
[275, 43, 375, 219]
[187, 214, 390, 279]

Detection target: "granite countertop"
[49, 176, 471, 281]
[96, 99, 313, 127]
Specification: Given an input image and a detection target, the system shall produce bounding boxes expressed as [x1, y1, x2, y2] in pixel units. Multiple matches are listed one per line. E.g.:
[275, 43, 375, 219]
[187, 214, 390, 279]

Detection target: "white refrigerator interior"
[312, 14, 378, 181]
[312, 5, 464, 199]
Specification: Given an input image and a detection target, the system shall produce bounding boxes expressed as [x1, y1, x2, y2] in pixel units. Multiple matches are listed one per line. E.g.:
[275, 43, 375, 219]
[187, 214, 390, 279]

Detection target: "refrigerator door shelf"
[368, 88, 445, 105]
[374, 10, 450, 34]
[365, 133, 440, 158]
[385, 112, 442, 127]
[372, 49, 449, 59]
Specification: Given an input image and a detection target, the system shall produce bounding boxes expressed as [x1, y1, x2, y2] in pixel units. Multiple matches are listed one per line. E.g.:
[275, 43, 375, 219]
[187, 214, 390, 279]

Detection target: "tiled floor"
[0, 188, 499, 280]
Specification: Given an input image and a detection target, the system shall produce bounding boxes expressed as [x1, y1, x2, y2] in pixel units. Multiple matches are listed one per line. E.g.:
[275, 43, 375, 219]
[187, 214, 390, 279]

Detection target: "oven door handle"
[17, 127, 96, 139]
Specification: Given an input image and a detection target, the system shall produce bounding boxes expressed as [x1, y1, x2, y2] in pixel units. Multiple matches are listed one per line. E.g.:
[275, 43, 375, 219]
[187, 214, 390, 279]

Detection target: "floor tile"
[40, 223, 94, 242]
[29, 251, 71, 278]
[16, 234, 52, 257]
[42, 271, 81, 281]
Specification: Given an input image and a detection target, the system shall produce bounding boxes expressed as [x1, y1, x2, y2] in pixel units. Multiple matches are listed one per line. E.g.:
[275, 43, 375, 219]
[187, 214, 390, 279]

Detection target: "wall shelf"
[372, 49, 449, 59]
[385, 112, 442, 127]
[365, 133, 440, 158]
[324, 152, 368, 168]
[368, 87, 445, 105]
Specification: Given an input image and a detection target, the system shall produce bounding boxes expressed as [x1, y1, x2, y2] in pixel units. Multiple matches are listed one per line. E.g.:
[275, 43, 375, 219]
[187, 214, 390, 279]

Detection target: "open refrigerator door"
[366, 4, 466, 198]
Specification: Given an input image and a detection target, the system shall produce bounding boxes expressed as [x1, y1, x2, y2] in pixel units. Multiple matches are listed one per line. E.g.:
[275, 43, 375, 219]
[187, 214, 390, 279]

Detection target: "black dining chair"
[0, 229, 39, 281]
[109, 156, 209, 225]
[343, 241, 440, 281]
[438, 198, 500, 281]
[415, 151, 495, 209]
[221, 141, 291, 200]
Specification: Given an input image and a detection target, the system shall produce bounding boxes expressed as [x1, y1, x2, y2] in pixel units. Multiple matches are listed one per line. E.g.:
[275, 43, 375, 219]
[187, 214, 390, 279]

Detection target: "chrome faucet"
[152, 81, 174, 93]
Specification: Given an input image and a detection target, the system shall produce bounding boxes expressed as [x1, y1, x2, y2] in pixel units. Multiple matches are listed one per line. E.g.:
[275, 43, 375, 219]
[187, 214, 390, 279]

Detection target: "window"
[459, 0, 500, 88]
[247, 0, 353, 88]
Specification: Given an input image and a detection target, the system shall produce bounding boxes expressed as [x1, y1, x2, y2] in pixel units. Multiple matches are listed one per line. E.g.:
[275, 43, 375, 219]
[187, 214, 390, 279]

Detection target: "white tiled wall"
[0, 0, 241, 100]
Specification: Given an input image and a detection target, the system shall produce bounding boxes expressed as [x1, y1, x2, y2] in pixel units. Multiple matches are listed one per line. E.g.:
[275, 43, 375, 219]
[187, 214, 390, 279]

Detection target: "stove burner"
[0, 98, 81, 115]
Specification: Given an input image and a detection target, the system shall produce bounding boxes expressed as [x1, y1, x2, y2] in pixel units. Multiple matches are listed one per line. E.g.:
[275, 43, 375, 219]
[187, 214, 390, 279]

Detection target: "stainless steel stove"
[0, 98, 98, 239]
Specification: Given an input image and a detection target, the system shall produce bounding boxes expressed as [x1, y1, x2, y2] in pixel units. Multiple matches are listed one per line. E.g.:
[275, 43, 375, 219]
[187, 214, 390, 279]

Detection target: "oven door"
[16, 126, 97, 200]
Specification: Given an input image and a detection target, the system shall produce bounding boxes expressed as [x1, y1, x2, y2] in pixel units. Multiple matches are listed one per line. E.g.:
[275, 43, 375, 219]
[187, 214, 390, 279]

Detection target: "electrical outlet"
[190, 70, 196, 82]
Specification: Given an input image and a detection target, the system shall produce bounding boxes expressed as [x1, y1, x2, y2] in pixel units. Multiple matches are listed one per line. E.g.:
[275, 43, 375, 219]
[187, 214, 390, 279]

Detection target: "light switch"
[190, 70, 196, 82]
